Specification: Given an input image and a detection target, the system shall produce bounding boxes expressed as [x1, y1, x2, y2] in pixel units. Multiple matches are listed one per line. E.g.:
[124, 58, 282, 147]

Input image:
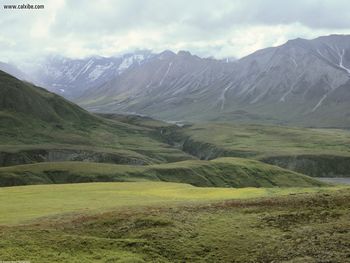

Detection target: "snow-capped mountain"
[19, 50, 154, 98]
[77, 35, 350, 127]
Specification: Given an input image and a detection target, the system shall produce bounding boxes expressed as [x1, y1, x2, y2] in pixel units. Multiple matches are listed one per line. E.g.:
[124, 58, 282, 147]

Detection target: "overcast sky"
[1, 0, 350, 62]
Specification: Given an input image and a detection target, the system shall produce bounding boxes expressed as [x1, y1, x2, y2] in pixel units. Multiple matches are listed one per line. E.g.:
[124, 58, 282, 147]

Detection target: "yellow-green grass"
[0, 181, 342, 225]
[0, 184, 349, 262]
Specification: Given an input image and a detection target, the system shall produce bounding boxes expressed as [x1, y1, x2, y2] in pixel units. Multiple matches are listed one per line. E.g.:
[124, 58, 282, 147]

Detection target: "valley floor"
[0, 182, 349, 262]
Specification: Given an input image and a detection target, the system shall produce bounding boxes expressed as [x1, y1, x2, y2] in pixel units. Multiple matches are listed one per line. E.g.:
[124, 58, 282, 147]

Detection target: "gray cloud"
[0, 0, 349, 62]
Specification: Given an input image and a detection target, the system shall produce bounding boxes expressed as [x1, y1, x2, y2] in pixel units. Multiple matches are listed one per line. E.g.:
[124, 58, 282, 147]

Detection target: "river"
[316, 177, 350, 185]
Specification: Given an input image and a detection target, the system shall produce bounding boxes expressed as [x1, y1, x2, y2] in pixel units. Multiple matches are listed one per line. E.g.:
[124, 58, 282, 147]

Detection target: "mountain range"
[2, 34, 350, 127]
[14, 51, 154, 99]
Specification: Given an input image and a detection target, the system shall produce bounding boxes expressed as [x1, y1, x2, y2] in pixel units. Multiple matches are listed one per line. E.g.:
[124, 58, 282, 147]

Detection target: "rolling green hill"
[0, 70, 96, 125]
[0, 157, 326, 188]
[0, 70, 193, 166]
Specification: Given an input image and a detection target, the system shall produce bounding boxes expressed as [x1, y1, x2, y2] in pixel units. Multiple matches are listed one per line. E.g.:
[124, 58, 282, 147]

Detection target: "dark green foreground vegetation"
[0, 186, 349, 262]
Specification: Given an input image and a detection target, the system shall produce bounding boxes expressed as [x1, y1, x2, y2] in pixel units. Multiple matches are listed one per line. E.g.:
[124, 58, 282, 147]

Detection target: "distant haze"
[1, 0, 350, 62]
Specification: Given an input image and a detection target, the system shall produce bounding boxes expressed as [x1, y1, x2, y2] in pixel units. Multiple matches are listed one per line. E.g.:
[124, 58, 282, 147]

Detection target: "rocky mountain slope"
[78, 50, 233, 113]
[75, 35, 350, 127]
[10, 34, 350, 128]
[19, 51, 154, 99]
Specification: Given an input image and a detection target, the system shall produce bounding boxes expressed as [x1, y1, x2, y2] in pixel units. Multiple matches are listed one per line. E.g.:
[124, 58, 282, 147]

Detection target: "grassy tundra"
[0, 183, 349, 262]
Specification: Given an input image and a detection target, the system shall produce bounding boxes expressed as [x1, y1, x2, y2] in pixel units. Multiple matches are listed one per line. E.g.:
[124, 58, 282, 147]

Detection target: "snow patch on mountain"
[312, 94, 327, 112]
[118, 54, 146, 72]
[72, 59, 94, 81]
[338, 49, 350, 74]
[159, 62, 173, 86]
[88, 62, 115, 81]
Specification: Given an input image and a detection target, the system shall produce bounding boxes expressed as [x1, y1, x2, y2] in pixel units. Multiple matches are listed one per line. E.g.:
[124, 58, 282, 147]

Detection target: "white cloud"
[0, 0, 350, 62]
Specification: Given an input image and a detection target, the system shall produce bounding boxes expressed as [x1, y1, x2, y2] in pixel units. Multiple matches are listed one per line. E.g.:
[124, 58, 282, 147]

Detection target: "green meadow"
[0, 181, 339, 225]
[0, 183, 349, 262]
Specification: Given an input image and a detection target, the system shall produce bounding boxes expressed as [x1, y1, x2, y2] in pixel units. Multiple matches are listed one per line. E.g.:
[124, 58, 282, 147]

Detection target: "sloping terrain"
[0, 70, 193, 166]
[76, 35, 350, 127]
[0, 157, 325, 187]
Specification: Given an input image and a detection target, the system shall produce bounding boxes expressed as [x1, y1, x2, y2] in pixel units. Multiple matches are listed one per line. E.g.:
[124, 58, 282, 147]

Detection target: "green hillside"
[0, 157, 325, 188]
[0, 70, 193, 166]
[0, 70, 95, 124]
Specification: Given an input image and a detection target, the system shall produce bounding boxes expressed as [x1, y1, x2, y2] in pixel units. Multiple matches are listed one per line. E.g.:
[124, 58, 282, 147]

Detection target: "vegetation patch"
[0, 186, 348, 262]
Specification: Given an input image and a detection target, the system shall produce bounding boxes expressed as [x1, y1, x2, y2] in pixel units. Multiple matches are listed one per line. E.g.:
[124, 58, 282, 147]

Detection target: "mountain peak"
[158, 50, 176, 59]
[177, 50, 192, 57]
[285, 37, 308, 46]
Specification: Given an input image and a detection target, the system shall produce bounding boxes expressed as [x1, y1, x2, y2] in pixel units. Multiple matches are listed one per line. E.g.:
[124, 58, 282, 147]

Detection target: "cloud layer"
[1, 0, 350, 62]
